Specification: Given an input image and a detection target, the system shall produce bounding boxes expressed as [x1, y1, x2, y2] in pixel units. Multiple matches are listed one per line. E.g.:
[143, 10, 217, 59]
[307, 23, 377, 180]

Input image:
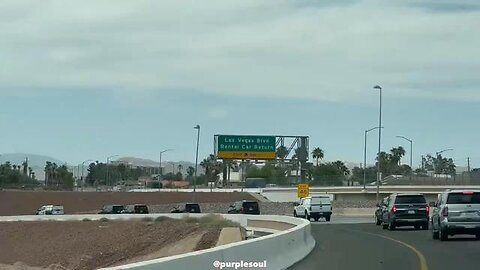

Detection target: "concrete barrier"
[0, 214, 315, 270]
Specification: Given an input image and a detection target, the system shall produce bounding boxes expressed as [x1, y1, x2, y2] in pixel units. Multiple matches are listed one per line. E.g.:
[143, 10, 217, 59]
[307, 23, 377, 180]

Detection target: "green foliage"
[85, 162, 152, 186]
[246, 163, 288, 185]
[376, 146, 412, 176]
[312, 147, 324, 166]
[0, 161, 39, 189]
[311, 161, 349, 186]
[200, 154, 222, 183]
[44, 162, 74, 190]
[423, 154, 456, 174]
[276, 146, 288, 160]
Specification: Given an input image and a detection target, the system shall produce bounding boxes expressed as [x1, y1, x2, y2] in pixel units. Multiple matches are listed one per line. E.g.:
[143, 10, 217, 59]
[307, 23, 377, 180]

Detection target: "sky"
[0, 0, 479, 168]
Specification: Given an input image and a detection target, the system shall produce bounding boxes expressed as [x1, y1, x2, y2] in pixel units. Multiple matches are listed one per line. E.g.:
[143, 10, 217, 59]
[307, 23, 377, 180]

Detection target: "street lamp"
[373, 85, 383, 202]
[193, 125, 201, 200]
[436, 148, 453, 157]
[396, 136, 413, 180]
[364, 127, 383, 189]
[159, 149, 173, 179]
[106, 155, 119, 187]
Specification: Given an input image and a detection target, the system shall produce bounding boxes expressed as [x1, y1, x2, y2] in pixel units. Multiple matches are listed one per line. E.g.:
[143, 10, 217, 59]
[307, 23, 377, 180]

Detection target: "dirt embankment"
[0, 220, 222, 270]
[0, 191, 256, 216]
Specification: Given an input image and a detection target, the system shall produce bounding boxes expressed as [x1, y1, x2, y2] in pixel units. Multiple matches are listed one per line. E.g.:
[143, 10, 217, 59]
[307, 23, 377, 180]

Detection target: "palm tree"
[177, 164, 183, 173]
[390, 146, 406, 165]
[312, 147, 324, 166]
[276, 146, 288, 160]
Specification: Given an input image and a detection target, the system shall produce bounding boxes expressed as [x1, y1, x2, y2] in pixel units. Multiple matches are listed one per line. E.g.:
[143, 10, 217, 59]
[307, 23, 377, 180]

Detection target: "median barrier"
[0, 214, 315, 270]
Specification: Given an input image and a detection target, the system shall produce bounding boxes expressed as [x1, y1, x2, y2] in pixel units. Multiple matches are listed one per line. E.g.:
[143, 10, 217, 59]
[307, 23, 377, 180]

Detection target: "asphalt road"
[290, 217, 480, 270]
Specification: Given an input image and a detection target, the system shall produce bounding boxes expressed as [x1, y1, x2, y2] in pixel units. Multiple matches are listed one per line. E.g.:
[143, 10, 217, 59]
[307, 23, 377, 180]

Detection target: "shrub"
[155, 216, 174, 222]
[99, 217, 109, 222]
[82, 218, 92, 222]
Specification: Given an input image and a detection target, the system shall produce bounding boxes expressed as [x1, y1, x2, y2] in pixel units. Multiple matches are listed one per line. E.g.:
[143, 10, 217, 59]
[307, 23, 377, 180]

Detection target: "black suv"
[98, 205, 124, 214]
[381, 193, 429, 230]
[121, 204, 149, 214]
[171, 203, 201, 213]
[228, 200, 260, 215]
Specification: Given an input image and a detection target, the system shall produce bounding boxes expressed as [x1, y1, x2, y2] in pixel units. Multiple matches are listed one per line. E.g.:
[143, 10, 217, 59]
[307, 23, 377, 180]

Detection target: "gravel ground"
[0, 220, 221, 270]
[150, 201, 378, 216]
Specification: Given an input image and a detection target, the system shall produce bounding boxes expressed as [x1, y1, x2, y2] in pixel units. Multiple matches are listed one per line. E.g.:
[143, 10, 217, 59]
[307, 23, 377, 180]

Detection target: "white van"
[36, 205, 64, 215]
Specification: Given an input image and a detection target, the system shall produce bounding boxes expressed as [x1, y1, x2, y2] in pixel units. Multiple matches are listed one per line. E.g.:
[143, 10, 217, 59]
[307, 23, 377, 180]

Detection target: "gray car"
[431, 190, 480, 241]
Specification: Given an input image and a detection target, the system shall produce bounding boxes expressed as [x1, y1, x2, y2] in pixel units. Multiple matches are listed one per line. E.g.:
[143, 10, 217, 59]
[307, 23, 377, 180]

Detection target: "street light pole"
[373, 85, 383, 202]
[396, 136, 413, 174]
[81, 159, 94, 188]
[106, 155, 119, 188]
[364, 127, 383, 190]
[159, 149, 173, 180]
[194, 125, 201, 200]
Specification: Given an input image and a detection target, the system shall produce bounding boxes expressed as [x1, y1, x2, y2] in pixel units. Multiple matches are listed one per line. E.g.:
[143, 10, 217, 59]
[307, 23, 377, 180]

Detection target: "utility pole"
[467, 157, 471, 173]
[373, 85, 383, 203]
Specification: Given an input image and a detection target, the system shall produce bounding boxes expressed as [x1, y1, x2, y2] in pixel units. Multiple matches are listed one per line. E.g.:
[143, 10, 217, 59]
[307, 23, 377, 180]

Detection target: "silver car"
[431, 190, 480, 241]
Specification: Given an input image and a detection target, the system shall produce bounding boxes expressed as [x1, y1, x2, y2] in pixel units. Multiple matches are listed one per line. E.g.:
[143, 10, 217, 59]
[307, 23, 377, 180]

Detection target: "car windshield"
[185, 204, 200, 212]
[243, 202, 259, 210]
[395, 196, 426, 204]
[447, 193, 480, 204]
[311, 198, 330, 205]
[135, 205, 148, 212]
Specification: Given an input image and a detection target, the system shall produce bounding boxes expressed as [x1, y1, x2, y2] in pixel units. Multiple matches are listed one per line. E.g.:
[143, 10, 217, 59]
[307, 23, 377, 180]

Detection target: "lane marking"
[351, 230, 428, 270]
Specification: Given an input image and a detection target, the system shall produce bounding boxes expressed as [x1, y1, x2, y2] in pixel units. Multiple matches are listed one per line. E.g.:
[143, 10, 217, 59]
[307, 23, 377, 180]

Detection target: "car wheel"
[305, 211, 310, 221]
[475, 233, 480, 240]
[422, 223, 429, 230]
[314, 217, 319, 222]
[382, 223, 388, 230]
[375, 217, 382, 226]
[439, 227, 448, 241]
[325, 215, 331, 222]
[294, 211, 297, 218]
[432, 229, 439, 240]
[414, 225, 420, 230]
[388, 222, 396, 231]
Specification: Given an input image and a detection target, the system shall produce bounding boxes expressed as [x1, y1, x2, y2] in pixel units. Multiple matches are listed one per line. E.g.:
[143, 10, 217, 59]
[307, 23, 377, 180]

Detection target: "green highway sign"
[216, 135, 276, 160]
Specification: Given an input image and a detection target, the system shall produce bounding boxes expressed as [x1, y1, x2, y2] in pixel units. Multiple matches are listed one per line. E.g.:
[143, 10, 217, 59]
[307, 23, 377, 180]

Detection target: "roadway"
[290, 217, 480, 270]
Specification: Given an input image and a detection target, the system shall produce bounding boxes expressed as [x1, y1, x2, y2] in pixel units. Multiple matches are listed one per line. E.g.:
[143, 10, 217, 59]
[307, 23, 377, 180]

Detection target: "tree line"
[0, 160, 38, 189]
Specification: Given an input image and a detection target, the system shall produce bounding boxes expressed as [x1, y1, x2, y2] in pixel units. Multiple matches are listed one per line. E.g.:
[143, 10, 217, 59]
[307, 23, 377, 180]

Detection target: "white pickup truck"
[294, 196, 332, 222]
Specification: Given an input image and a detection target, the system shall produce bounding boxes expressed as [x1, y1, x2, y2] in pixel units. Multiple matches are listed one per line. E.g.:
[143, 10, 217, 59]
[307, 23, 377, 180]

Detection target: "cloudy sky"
[0, 0, 479, 167]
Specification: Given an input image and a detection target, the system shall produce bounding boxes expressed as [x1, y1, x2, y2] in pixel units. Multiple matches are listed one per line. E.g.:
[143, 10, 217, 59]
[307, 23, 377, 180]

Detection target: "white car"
[294, 196, 332, 222]
[36, 205, 64, 215]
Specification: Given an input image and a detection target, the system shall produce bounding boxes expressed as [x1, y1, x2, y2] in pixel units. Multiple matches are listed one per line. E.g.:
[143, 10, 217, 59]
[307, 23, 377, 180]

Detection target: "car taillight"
[463, 191, 474, 195]
[442, 207, 449, 217]
[426, 207, 430, 215]
[392, 207, 397, 214]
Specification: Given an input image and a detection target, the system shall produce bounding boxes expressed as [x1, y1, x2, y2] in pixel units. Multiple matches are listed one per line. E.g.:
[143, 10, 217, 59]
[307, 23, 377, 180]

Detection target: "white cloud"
[0, 0, 479, 102]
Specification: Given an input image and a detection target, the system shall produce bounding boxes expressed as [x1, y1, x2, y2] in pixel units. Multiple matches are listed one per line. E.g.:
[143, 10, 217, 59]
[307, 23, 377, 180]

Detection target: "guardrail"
[0, 214, 315, 270]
